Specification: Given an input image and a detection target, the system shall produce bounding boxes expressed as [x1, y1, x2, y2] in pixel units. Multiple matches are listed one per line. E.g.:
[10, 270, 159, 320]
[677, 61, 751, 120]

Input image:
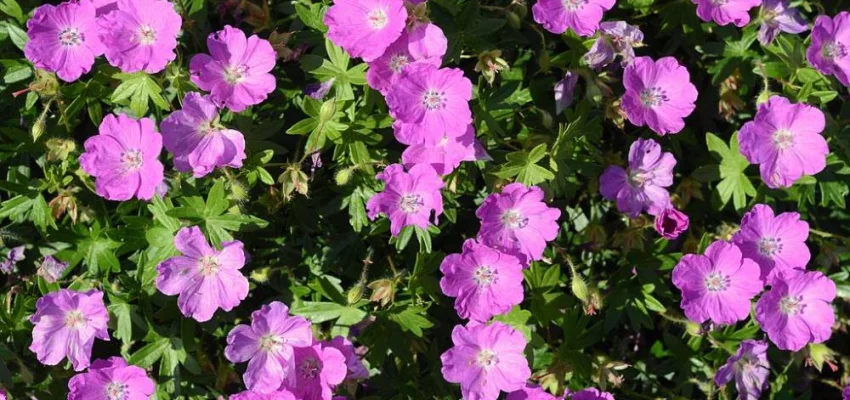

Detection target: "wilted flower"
[305, 78, 336, 100]
[24, 1, 105, 82]
[654, 207, 689, 239]
[600, 21, 644, 65]
[0, 246, 24, 274]
[715, 340, 770, 400]
[366, 164, 444, 236]
[756, 269, 836, 351]
[324, 0, 407, 61]
[29, 289, 110, 371]
[45, 138, 76, 163]
[475, 50, 509, 85]
[68, 357, 155, 400]
[806, 12, 850, 86]
[599, 138, 676, 217]
[758, 0, 807, 45]
[37, 255, 69, 283]
[98, 0, 182, 74]
[554, 71, 579, 115]
[621, 56, 698, 135]
[732, 204, 810, 282]
[584, 38, 616, 70]
[691, 0, 761, 27]
[531, 0, 615, 36]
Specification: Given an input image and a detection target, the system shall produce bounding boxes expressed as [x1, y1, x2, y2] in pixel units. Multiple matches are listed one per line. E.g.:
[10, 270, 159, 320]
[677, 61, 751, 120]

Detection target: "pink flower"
[156, 226, 249, 322]
[190, 26, 277, 112]
[555, 71, 579, 114]
[476, 183, 560, 265]
[229, 390, 297, 400]
[83, 0, 118, 16]
[738, 96, 828, 188]
[440, 322, 531, 400]
[366, 164, 444, 236]
[654, 207, 689, 239]
[401, 125, 486, 175]
[162, 92, 247, 177]
[531, 0, 615, 36]
[758, 0, 807, 45]
[714, 340, 769, 400]
[386, 65, 473, 145]
[569, 388, 615, 400]
[691, 0, 760, 27]
[807, 12, 850, 86]
[79, 114, 165, 201]
[98, 0, 182, 73]
[672, 241, 764, 325]
[68, 357, 155, 400]
[324, 0, 407, 61]
[440, 239, 525, 321]
[325, 336, 369, 381]
[732, 204, 810, 282]
[621, 56, 698, 135]
[755, 269, 836, 351]
[280, 341, 347, 400]
[506, 384, 558, 400]
[24, 1, 105, 82]
[599, 138, 676, 217]
[366, 23, 447, 94]
[29, 289, 110, 371]
[225, 302, 313, 393]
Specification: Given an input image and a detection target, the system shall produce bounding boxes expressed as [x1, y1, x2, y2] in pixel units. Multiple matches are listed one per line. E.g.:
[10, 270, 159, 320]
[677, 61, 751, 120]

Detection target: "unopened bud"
[571, 274, 590, 304]
[45, 138, 76, 162]
[347, 283, 365, 305]
[367, 278, 395, 307]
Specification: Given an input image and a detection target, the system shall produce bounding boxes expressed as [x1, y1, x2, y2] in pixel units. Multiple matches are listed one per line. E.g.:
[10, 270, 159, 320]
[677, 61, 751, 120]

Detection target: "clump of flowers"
[68, 357, 155, 400]
[807, 12, 850, 86]
[98, 0, 182, 73]
[691, 0, 761, 27]
[29, 289, 110, 371]
[714, 340, 770, 400]
[599, 138, 676, 217]
[737, 96, 828, 188]
[366, 163, 444, 236]
[324, 0, 408, 61]
[732, 204, 810, 282]
[531, 0, 616, 36]
[24, 1, 105, 82]
[366, 24, 447, 94]
[621, 56, 698, 135]
[755, 269, 836, 351]
[280, 341, 348, 400]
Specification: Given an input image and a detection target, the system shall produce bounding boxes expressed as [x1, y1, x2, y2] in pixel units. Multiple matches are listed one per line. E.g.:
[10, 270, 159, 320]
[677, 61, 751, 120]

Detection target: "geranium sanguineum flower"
[366, 163, 444, 236]
[24, 1, 105, 82]
[162, 92, 247, 177]
[366, 23, 447, 94]
[156, 226, 249, 322]
[755, 269, 836, 351]
[324, 0, 407, 62]
[190, 25, 277, 112]
[506, 384, 558, 400]
[531, 0, 615, 36]
[691, 0, 760, 27]
[599, 138, 676, 217]
[440, 239, 525, 321]
[672, 240, 764, 325]
[714, 340, 770, 400]
[401, 125, 488, 176]
[621, 56, 698, 135]
[738, 96, 828, 188]
[326, 336, 369, 381]
[230, 390, 297, 400]
[844, 385, 850, 400]
[570, 388, 615, 400]
[98, 0, 182, 74]
[758, 0, 807, 45]
[441, 322, 531, 400]
[225, 302, 313, 393]
[806, 12, 850, 86]
[68, 357, 155, 400]
[654, 207, 689, 240]
[732, 204, 810, 282]
[280, 341, 347, 400]
[0, 246, 25, 274]
[386, 65, 473, 145]
[476, 183, 561, 265]
[29, 289, 110, 371]
[555, 71, 579, 114]
[79, 114, 165, 201]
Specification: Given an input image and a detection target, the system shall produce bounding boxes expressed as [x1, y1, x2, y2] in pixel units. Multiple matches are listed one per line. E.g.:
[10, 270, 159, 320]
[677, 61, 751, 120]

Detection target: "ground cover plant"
[0, 0, 850, 398]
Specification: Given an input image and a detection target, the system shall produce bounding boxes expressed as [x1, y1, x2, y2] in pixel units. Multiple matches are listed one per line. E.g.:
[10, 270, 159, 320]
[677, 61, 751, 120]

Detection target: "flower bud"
[45, 138, 76, 162]
[368, 278, 395, 307]
[347, 282, 365, 305]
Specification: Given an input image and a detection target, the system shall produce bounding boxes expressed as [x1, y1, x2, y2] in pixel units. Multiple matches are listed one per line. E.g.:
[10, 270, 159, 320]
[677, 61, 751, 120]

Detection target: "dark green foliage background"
[1, 0, 849, 398]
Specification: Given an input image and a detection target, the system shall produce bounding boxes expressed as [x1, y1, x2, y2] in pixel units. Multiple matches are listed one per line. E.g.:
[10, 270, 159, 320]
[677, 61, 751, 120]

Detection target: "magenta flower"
[29, 289, 110, 371]
[732, 204, 810, 282]
[599, 138, 676, 217]
[225, 302, 313, 393]
[806, 12, 850, 86]
[622, 56, 698, 135]
[386, 65, 473, 145]
[507, 385, 558, 400]
[555, 71, 579, 114]
[441, 322, 531, 400]
[672, 241, 764, 325]
[758, 0, 807, 45]
[401, 125, 486, 175]
[366, 23, 447, 94]
[440, 239, 525, 321]
[714, 340, 769, 400]
[98, 0, 182, 74]
[190, 26, 277, 112]
[280, 342, 347, 400]
[326, 336, 369, 381]
[79, 114, 165, 201]
[600, 21, 644, 66]
[570, 388, 615, 400]
[844, 385, 850, 400]
[366, 164, 444, 236]
[68, 357, 155, 400]
[691, 0, 760, 27]
[0, 246, 25, 274]
[156, 226, 249, 322]
[82, 0, 119, 16]
[583, 37, 616, 70]
[654, 207, 689, 239]
[37, 255, 69, 283]
[324, 0, 407, 61]
[24, 1, 105, 82]
[162, 92, 247, 177]
[738, 96, 827, 188]
[230, 390, 297, 400]
[755, 269, 836, 351]
[476, 183, 561, 265]
[531, 0, 615, 36]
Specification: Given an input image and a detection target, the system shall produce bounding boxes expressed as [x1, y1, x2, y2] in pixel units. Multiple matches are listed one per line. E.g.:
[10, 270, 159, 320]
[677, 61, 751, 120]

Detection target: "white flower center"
[58, 27, 83, 47]
[389, 53, 409, 73]
[299, 356, 321, 379]
[398, 193, 424, 214]
[779, 295, 804, 315]
[501, 209, 529, 229]
[771, 129, 795, 151]
[224, 64, 248, 84]
[120, 149, 144, 171]
[562, 0, 586, 11]
[198, 121, 219, 136]
[822, 41, 846, 61]
[639, 87, 667, 107]
[710, 0, 728, 5]
[704, 272, 729, 293]
[259, 334, 285, 352]
[64, 309, 87, 329]
[105, 382, 127, 400]
[198, 256, 220, 276]
[757, 237, 782, 258]
[137, 24, 157, 45]
[366, 8, 389, 29]
[472, 265, 497, 287]
[421, 89, 446, 111]
[476, 349, 499, 369]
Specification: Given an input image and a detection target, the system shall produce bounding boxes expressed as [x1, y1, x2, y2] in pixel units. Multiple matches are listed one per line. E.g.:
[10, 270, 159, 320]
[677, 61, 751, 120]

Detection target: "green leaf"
[704, 132, 755, 210]
[290, 301, 367, 325]
[493, 144, 555, 185]
[107, 302, 134, 346]
[0, 0, 24, 23]
[294, 2, 327, 32]
[111, 72, 170, 117]
[388, 307, 434, 337]
[127, 337, 170, 368]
